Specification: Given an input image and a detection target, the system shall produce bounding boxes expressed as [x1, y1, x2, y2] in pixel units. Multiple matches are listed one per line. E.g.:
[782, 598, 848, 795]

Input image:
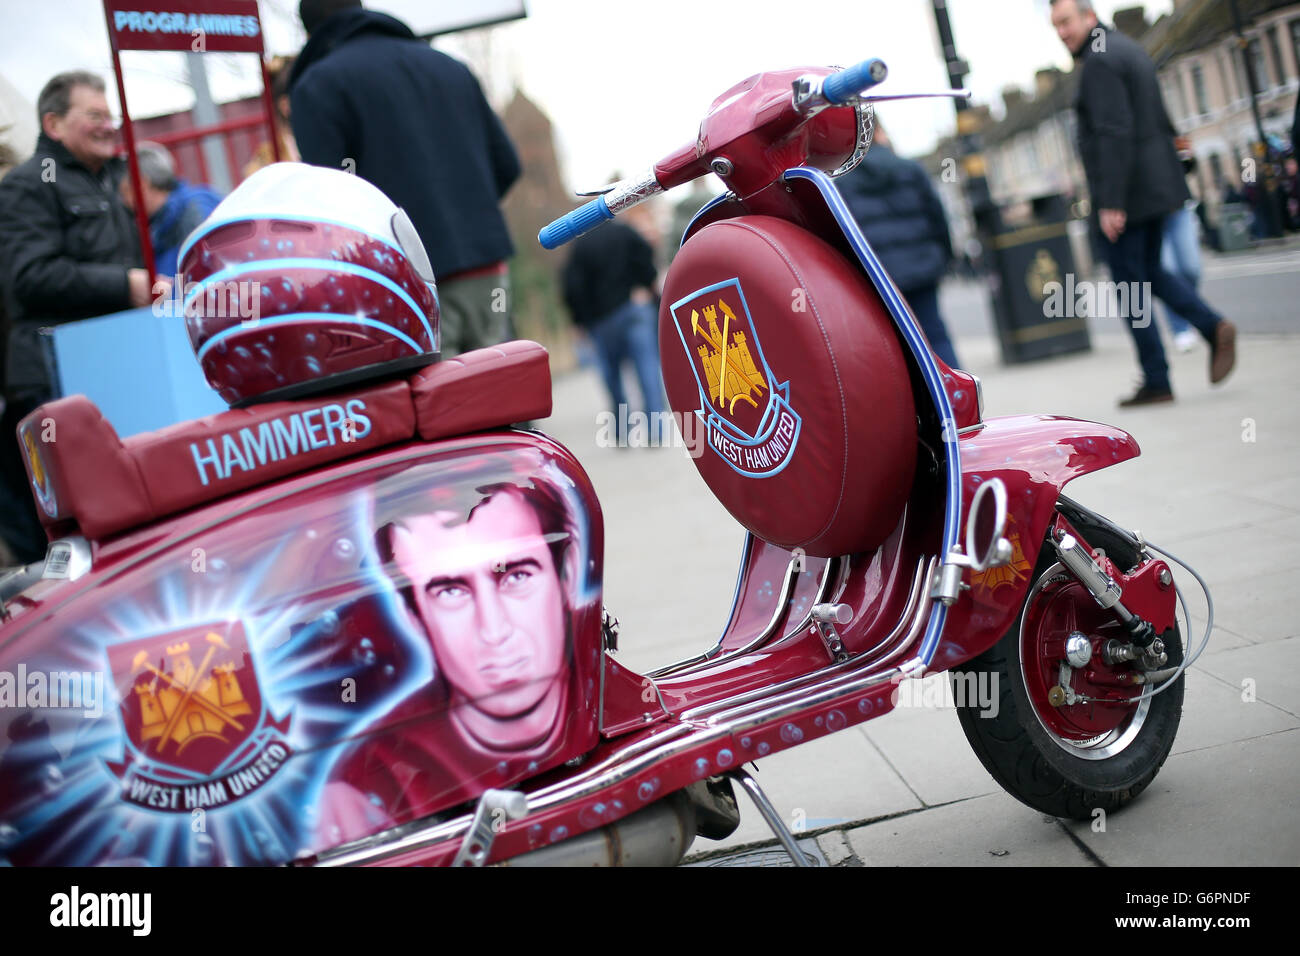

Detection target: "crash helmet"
[178, 162, 439, 407]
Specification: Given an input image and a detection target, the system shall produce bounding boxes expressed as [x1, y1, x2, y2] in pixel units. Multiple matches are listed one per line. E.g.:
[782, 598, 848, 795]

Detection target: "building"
[1147, 0, 1300, 222]
[981, 69, 1088, 212]
[920, 0, 1300, 262]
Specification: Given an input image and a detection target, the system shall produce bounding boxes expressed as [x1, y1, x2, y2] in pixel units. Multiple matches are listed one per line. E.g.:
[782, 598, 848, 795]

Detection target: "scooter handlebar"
[538, 195, 615, 250]
[822, 58, 889, 104]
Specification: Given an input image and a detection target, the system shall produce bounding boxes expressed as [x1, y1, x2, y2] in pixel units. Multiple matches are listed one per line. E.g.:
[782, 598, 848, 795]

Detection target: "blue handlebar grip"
[823, 58, 888, 104]
[538, 196, 615, 249]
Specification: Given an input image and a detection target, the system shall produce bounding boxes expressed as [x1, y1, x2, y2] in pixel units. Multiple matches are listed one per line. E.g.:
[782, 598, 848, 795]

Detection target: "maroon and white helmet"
[179, 162, 439, 407]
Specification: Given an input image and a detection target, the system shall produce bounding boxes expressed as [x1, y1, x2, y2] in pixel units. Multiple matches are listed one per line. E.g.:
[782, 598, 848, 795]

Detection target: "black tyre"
[953, 521, 1184, 821]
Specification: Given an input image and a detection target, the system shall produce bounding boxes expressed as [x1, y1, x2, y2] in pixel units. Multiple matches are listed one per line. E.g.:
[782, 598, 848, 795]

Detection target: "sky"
[0, 0, 1173, 193]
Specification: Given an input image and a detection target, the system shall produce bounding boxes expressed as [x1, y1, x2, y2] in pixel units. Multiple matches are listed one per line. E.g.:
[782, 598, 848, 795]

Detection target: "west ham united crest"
[670, 278, 801, 477]
[20, 424, 57, 517]
[105, 620, 291, 812]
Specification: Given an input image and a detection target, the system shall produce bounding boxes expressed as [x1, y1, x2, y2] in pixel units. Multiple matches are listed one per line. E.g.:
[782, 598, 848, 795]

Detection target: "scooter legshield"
[0, 433, 604, 866]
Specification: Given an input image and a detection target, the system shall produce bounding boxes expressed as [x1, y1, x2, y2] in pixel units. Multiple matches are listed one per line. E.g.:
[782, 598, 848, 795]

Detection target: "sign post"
[101, 0, 279, 286]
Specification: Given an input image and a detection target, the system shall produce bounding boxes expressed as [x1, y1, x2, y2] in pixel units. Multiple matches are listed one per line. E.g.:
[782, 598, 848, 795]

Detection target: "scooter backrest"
[659, 216, 916, 557]
[17, 342, 554, 542]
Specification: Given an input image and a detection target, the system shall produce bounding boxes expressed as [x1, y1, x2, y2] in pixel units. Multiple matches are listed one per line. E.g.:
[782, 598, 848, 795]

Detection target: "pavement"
[540, 243, 1300, 867]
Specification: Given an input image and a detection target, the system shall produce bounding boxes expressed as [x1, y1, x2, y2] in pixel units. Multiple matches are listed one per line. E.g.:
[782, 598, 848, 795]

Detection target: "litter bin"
[1217, 202, 1252, 253]
[987, 193, 1092, 364]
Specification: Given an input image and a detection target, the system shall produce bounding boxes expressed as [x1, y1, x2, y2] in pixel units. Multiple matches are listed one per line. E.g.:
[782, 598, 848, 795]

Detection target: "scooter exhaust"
[496, 791, 697, 867]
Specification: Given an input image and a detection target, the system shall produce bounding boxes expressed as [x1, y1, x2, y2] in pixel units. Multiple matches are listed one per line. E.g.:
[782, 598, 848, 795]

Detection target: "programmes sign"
[103, 0, 264, 54]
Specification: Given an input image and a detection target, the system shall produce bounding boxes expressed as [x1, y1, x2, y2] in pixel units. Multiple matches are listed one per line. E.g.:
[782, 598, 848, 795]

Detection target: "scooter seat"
[16, 341, 553, 543]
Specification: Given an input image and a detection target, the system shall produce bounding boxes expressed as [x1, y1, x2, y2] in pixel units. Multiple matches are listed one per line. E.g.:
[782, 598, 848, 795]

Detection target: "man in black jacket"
[289, 0, 521, 358]
[1052, 0, 1235, 406]
[836, 126, 961, 369]
[562, 215, 663, 444]
[0, 70, 149, 564]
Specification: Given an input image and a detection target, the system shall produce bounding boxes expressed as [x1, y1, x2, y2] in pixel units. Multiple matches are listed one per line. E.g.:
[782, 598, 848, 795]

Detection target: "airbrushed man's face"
[390, 492, 568, 749]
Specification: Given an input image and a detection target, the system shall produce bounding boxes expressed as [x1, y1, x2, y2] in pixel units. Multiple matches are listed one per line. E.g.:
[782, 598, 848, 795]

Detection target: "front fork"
[1042, 509, 1180, 700]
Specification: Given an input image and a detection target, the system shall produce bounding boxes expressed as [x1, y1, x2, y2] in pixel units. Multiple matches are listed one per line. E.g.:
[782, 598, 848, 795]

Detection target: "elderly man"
[1050, 0, 1235, 406]
[0, 70, 149, 564]
[118, 142, 222, 279]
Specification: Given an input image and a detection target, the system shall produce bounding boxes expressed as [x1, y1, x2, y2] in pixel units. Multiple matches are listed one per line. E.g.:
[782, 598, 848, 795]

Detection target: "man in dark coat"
[289, 0, 521, 358]
[1051, 0, 1235, 406]
[562, 215, 664, 442]
[1291, 94, 1299, 161]
[0, 70, 149, 564]
[836, 126, 961, 369]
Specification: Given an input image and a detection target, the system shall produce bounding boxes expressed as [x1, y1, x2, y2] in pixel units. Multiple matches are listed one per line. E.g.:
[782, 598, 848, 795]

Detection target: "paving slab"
[1202, 567, 1300, 644]
[1065, 730, 1300, 866]
[685, 726, 922, 858]
[815, 829, 859, 867]
[844, 790, 1096, 866]
[1173, 667, 1300, 755]
[858, 697, 1002, 807]
[1192, 636, 1300, 719]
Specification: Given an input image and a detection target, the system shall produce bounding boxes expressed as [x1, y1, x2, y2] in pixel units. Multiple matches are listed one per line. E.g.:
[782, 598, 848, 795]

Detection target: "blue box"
[53, 306, 227, 438]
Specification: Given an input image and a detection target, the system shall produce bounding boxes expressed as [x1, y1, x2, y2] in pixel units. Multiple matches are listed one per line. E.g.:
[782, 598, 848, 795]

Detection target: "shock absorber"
[1052, 533, 1158, 648]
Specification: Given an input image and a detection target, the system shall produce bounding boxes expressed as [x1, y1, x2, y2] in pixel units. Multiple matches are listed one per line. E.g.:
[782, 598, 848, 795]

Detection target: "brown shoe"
[1210, 320, 1236, 384]
[1118, 385, 1175, 407]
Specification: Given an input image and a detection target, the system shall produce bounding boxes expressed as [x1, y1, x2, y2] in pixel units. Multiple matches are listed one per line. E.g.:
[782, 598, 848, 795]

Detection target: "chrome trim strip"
[704, 579, 933, 729]
[645, 532, 754, 678]
[856, 557, 927, 661]
[648, 548, 804, 679]
[725, 662, 903, 735]
[314, 559, 938, 867]
[775, 556, 839, 648]
[677, 558, 924, 724]
[313, 724, 707, 866]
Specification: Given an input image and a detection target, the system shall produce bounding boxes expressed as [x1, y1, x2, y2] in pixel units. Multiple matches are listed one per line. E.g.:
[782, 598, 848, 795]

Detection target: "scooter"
[0, 58, 1210, 867]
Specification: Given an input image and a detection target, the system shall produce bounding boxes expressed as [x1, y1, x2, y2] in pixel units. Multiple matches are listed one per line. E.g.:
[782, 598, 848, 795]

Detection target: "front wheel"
[953, 520, 1184, 820]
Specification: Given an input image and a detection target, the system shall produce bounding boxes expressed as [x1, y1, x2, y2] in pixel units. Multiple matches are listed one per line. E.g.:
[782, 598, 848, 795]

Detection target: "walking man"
[1050, 0, 1235, 406]
[562, 214, 665, 445]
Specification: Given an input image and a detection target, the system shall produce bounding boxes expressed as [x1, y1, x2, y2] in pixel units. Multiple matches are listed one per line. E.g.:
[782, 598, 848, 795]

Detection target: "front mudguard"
[929, 414, 1141, 672]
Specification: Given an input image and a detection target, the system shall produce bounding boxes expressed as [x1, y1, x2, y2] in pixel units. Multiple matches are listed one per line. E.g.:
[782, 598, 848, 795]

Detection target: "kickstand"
[729, 768, 819, 867]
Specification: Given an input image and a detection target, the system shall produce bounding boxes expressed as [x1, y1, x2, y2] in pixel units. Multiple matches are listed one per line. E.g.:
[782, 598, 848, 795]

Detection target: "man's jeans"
[588, 299, 665, 441]
[1104, 216, 1222, 391]
[1160, 204, 1202, 336]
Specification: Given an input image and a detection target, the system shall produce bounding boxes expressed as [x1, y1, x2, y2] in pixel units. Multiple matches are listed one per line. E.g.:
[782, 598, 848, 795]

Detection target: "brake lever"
[858, 89, 973, 103]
